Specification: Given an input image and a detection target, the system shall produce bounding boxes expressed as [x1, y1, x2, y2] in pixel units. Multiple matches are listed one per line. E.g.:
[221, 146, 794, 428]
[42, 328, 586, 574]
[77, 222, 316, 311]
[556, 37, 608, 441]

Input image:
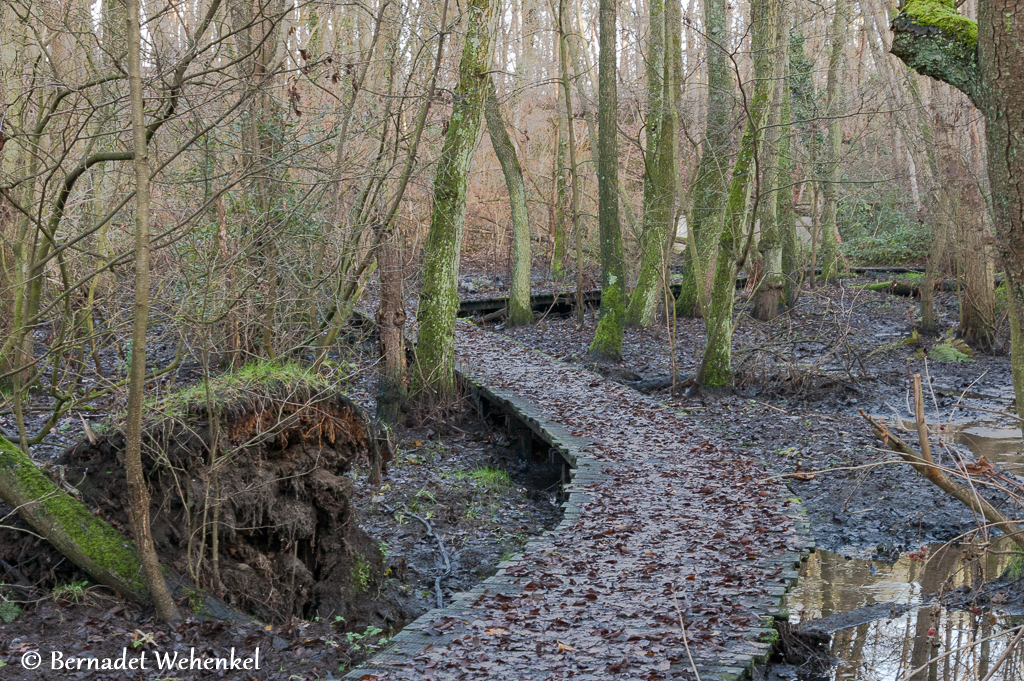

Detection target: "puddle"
[956, 425, 1024, 474]
[867, 412, 1024, 475]
[785, 546, 1023, 680]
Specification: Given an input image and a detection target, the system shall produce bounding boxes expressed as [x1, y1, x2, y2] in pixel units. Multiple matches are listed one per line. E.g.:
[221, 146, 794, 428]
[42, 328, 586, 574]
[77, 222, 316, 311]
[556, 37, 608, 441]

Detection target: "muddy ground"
[488, 275, 1023, 563]
[0, 324, 562, 679]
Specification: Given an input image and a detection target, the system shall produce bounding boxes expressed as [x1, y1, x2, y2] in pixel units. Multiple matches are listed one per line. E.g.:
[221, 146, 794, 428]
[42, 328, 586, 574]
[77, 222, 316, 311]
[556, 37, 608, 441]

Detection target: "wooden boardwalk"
[347, 323, 812, 680]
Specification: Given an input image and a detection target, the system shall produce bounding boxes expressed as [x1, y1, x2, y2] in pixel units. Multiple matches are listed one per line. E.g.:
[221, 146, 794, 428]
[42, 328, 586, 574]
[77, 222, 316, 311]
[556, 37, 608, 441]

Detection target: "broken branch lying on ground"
[859, 384, 1024, 552]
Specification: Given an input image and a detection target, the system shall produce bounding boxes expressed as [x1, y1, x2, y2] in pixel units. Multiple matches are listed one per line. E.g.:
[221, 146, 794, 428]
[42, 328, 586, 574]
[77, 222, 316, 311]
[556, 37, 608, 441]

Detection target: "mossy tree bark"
[676, 0, 732, 318]
[484, 79, 533, 327]
[778, 54, 799, 308]
[889, 0, 1024, 417]
[414, 0, 498, 399]
[752, 12, 790, 321]
[697, 0, 781, 389]
[818, 0, 849, 284]
[0, 435, 150, 598]
[0, 435, 245, 619]
[625, 0, 670, 327]
[588, 0, 626, 360]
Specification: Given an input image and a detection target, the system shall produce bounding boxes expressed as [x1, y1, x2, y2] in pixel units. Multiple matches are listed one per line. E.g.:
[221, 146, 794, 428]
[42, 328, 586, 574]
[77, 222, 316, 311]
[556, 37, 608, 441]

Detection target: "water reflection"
[787, 547, 1022, 680]
[955, 425, 1024, 475]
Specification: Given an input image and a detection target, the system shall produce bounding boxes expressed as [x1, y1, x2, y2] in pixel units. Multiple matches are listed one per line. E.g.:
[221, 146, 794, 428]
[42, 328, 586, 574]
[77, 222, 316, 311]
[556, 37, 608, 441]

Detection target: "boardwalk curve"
[348, 323, 813, 680]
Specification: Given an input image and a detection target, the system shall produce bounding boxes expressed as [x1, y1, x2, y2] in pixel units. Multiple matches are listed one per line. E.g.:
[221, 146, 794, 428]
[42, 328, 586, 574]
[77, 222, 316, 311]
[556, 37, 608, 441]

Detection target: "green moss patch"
[0, 435, 147, 596]
[902, 0, 978, 49]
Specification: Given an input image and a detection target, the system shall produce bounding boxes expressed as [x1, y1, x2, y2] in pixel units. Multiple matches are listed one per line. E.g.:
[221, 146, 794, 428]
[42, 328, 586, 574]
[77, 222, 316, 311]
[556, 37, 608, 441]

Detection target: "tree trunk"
[126, 0, 178, 621]
[889, 0, 1022, 414]
[979, 0, 1024, 407]
[0, 434, 148, 599]
[752, 12, 790, 321]
[558, 0, 584, 324]
[484, 79, 533, 327]
[819, 0, 848, 284]
[0, 5, 15, 386]
[675, 0, 732, 318]
[697, 0, 781, 389]
[920, 186, 950, 334]
[414, 0, 498, 399]
[588, 0, 626, 360]
[376, 225, 406, 427]
[0, 435, 245, 619]
[0, 195, 13, 387]
[552, 77, 569, 280]
[959, 198, 996, 348]
[778, 52, 799, 308]
[626, 0, 677, 327]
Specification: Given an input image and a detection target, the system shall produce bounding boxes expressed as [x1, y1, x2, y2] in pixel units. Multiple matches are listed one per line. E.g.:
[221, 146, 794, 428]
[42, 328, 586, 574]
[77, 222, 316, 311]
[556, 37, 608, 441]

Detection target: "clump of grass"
[149, 360, 328, 418]
[471, 467, 510, 489]
[1003, 548, 1024, 580]
[351, 555, 371, 593]
[51, 580, 89, 604]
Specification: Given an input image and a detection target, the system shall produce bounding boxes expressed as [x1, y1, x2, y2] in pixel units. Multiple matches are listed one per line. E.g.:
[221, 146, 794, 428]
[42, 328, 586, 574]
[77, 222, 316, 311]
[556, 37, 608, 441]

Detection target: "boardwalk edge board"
[345, 335, 815, 680]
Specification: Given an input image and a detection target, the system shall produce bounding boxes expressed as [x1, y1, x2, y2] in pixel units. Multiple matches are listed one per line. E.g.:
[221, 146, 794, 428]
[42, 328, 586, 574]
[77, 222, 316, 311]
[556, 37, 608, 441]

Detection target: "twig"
[953, 403, 1023, 422]
[980, 625, 1024, 681]
[755, 400, 788, 414]
[672, 591, 701, 681]
[401, 504, 451, 609]
[900, 624, 1024, 681]
[0, 556, 31, 587]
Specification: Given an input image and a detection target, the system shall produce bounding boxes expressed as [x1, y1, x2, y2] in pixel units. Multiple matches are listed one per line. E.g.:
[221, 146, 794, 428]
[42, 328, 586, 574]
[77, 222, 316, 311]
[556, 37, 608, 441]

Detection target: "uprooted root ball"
[59, 370, 391, 622]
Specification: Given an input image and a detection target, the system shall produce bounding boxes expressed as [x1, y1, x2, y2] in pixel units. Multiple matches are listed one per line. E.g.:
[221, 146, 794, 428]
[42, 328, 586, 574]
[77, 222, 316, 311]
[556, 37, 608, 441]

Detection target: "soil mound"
[5, 365, 391, 623]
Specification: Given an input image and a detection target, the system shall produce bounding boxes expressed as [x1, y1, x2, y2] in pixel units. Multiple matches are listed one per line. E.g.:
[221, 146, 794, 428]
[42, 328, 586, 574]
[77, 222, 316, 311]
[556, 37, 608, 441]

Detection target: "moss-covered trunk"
[484, 79, 533, 327]
[818, 0, 848, 284]
[778, 56, 799, 308]
[676, 0, 732, 318]
[0, 434, 150, 598]
[414, 0, 498, 399]
[589, 0, 626, 360]
[625, 0, 668, 327]
[628, 0, 680, 327]
[752, 14, 790, 322]
[697, 0, 781, 389]
[0, 435, 244, 620]
[890, 0, 1023, 414]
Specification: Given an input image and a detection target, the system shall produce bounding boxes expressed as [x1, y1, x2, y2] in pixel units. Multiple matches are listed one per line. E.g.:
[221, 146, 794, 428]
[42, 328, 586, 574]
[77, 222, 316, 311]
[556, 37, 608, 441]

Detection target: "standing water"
[784, 546, 1023, 680]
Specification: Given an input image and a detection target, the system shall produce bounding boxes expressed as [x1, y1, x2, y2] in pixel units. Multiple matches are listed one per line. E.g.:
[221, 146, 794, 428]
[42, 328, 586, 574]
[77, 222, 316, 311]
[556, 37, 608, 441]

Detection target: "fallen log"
[623, 373, 693, 393]
[0, 434, 246, 620]
[859, 277, 1005, 298]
